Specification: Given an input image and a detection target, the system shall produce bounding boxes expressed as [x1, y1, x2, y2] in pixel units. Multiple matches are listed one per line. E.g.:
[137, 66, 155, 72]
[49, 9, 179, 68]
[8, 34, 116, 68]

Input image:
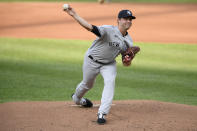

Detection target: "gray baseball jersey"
[72, 24, 134, 115]
[87, 25, 133, 64]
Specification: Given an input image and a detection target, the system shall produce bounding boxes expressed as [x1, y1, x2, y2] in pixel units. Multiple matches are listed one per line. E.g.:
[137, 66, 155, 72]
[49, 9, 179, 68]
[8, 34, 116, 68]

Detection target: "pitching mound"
[0, 100, 197, 131]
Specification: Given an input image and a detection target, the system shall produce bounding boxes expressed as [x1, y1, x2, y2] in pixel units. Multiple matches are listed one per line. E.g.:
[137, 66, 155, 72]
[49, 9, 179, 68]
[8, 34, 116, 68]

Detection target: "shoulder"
[126, 34, 133, 41]
[125, 34, 134, 47]
[98, 25, 116, 30]
[99, 25, 114, 28]
[98, 25, 117, 34]
[95, 25, 116, 36]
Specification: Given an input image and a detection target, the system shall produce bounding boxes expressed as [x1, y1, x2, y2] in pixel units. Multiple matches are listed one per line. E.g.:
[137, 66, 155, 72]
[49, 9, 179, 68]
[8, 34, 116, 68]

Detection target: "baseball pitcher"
[63, 5, 140, 124]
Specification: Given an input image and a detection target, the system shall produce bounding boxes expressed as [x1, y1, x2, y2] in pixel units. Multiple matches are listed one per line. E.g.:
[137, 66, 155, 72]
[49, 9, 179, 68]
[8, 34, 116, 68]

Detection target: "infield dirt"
[0, 2, 197, 43]
[0, 100, 197, 131]
[0, 2, 197, 131]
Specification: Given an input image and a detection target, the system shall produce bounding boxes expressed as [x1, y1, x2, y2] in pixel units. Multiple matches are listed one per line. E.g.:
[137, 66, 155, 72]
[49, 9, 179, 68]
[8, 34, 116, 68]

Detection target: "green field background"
[0, 0, 197, 105]
[0, 0, 197, 3]
[0, 38, 197, 105]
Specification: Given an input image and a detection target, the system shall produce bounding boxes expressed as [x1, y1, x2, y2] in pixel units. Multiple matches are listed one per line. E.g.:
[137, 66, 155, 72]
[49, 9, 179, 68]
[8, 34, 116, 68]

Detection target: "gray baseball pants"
[73, 52, 117, 114]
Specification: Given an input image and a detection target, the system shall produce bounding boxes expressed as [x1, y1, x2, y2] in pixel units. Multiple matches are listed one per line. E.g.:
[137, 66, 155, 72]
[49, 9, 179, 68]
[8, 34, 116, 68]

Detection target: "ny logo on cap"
[127, 11, 131, 15]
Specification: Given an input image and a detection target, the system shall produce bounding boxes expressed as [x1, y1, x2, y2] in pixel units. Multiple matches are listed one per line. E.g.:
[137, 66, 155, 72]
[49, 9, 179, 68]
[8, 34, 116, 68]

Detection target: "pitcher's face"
[118, 17, 132, 30]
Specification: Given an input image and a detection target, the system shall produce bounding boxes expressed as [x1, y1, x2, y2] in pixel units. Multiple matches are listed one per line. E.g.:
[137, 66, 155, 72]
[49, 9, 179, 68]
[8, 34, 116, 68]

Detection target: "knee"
[80, 81, 94, 90]
[104, 77, 116, 87]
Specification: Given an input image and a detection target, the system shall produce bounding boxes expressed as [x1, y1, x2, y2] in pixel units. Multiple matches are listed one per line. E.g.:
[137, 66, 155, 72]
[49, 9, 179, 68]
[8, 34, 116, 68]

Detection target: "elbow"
[86, 28, 92, 31]
[86, 24, 93, 31]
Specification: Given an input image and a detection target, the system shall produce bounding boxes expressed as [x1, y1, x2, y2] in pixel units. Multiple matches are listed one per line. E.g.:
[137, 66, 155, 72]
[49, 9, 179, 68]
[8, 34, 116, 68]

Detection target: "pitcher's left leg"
[99, 62, 117, 115]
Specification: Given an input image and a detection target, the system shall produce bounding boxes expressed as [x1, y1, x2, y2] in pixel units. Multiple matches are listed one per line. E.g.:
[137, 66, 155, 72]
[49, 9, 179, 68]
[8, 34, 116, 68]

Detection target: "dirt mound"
[0, 2, 197, 44]
[0, 100, 197, 131]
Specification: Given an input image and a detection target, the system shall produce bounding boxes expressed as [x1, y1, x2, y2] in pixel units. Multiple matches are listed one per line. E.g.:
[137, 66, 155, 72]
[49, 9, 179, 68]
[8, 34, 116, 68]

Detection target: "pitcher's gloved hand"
[122, 46, 140, 66]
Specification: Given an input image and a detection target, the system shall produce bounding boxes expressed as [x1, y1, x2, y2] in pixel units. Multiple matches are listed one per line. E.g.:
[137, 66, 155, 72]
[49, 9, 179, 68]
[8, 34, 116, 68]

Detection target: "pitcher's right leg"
[72, 54, 100, 106]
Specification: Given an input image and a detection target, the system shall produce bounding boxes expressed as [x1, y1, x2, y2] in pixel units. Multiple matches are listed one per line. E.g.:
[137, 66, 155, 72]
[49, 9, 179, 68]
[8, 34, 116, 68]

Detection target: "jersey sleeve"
[91, 25, 101, 37]
[91, 25, 111, 38]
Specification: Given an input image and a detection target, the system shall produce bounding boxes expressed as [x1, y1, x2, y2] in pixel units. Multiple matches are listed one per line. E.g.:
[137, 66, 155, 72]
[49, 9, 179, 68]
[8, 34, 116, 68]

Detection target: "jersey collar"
[124, 32, 128, 36]
[116, 26, 128, 37]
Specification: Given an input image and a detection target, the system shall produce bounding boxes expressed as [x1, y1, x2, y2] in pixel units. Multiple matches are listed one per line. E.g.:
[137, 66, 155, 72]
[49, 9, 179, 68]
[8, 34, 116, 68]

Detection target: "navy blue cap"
[118, 10, 136, 19]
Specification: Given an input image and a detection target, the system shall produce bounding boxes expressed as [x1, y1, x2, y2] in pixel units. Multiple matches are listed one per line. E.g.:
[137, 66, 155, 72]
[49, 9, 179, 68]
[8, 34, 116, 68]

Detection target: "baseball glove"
[122, 46, 140, 66]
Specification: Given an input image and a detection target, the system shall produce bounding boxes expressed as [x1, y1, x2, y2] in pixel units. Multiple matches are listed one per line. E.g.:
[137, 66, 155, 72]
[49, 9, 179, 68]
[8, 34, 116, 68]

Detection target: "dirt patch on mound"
[0, 2, 197, 44]
[0, 100, 197, 131]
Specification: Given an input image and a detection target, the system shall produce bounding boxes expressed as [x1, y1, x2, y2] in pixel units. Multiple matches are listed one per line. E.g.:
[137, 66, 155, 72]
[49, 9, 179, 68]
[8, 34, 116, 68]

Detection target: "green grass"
[0, 0, 197, 3]
[0, 38, 197, 105]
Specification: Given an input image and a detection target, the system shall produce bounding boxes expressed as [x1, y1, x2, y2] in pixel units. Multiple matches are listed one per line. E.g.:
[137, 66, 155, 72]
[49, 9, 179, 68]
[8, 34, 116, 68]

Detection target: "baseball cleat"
[97, 113, 106, 124]
[71, 93, 93, 108]
[81, 98, 93, 108]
